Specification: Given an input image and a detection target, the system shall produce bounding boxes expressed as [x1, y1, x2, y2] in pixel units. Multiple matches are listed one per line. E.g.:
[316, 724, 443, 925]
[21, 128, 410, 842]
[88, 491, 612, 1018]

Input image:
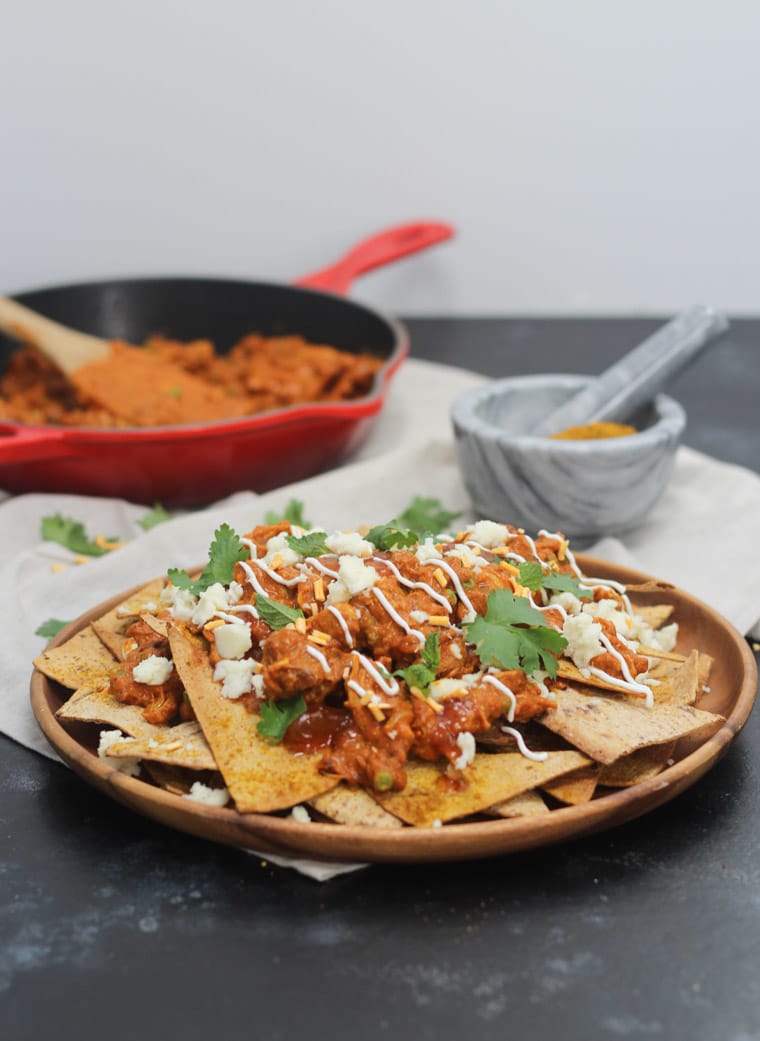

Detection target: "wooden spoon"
[0, 295, 250, 426]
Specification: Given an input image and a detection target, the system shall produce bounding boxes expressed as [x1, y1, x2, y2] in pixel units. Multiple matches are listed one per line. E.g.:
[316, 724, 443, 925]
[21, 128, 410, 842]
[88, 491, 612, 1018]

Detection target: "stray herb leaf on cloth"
[35, 618, 70, 639]
[394, 633, 441, 696]
[167, 523, 248, 595]
[465, 589, 567, 677]
[136, 503, 172, 531]
[286, 531, 329, 558]
[257, 694, 307, 743]
[41, 514, 110, 557]
[517, 561, 593, 600]
[256, 593, 305, 631]
[264, 499, 309, 527]
[393, 496, 460, 537]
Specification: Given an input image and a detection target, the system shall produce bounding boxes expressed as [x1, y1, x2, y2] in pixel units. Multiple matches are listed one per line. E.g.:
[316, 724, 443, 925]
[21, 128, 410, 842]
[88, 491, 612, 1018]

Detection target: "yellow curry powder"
[551, 421, 637, 441]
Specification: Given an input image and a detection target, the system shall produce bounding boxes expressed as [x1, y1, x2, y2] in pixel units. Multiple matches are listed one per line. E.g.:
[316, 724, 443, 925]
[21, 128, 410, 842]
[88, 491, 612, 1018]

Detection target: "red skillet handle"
[0, 424, 75, 464]
[295, 220, 455, 296]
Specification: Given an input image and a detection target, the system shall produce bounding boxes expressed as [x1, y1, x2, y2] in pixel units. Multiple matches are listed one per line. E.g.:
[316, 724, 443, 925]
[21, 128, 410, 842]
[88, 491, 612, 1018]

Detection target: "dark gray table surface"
[3, 318, 760, 1041]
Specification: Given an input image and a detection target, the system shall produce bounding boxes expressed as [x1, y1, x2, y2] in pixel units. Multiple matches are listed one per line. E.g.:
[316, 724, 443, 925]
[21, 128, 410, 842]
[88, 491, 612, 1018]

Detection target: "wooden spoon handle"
[0, 295, 111, 377]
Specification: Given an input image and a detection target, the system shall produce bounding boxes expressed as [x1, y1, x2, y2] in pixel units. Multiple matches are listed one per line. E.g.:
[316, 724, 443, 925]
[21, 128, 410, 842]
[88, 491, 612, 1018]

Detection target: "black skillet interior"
[0, 277, 399, 374]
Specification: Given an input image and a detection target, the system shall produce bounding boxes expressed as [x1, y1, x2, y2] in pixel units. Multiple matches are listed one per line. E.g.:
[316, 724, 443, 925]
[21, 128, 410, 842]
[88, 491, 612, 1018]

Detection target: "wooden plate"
[30, 556, 757, 864]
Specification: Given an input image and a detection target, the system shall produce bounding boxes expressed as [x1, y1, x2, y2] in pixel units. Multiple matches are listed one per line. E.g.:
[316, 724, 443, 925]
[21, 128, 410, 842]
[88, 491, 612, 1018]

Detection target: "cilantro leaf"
[464, 589, 567, 678]
[35, 618, 70, 639]
[517, 561, 592, 600]
[365, 524, 419, 551]
[394, 633, 441, 696]
[256, 593, 305, 630]
[393, 496, 460, 537]
[41, 514, 110, 557]
[257, 694, 307, 744]
[286, 531, 329, 557]
[167, 523, 247, 596]
[136, 503, 172, 531]
[265, 499, 309, 527]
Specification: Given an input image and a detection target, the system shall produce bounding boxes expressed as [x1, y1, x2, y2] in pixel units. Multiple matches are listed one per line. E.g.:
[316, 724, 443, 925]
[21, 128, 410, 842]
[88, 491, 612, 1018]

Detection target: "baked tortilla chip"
[91, 578, 166, 659]
[309, 786, 404, 828]
[374, 750, 589, 827]
[556, 660, 650, 700]
[538, 687, 724, 765]
[56, 684, 184, 747]
[35, 626, 116, 690]
[168, 622, 339, 813]
[485, 789, 550, 818]
[648, 651, 700, 706]
[599, 742, 677, 788]
[634, 603, 675, 629]
[102, 720, 217, 771]
[542, 764, 602, 805]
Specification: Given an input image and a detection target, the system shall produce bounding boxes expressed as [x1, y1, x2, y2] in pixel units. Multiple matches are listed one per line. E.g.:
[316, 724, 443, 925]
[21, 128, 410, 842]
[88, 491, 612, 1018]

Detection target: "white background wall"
[3, 1, 760, 315]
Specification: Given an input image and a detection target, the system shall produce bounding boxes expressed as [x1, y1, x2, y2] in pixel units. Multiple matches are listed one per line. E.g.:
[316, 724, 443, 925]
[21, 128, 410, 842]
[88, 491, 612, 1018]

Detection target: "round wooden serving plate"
[30, 556, 758, 864]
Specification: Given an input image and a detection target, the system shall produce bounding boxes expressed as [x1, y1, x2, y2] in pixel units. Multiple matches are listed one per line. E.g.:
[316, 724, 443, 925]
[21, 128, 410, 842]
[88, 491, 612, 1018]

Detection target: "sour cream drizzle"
[352, 652, 400, 696]
[213, 610, 253, 625]
[371, 556, 452, 613]
[326, 605, 354, 648]
[433, 558, 477, 619]
[500, 725, 549, 762]
[537, 529, 630, 610]
[593, 634, 653, 704]
[225, 603, 260, 619]
[238, 560, 272, 599]
[305, 644, 331, 675]
[482, 674, 517, 722]
[305, 556, 340, 579]
[371, 587, 426, 648]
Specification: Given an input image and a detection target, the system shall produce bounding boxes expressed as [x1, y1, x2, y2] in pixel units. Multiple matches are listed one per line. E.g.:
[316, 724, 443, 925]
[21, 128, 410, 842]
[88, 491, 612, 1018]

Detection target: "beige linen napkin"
[3, 356, 760, 878]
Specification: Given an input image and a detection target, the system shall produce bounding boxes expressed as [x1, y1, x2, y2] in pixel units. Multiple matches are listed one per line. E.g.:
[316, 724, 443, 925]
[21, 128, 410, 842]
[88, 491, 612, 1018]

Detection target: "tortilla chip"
[56, 684, 177, 743]
[309, 785, 404, 828]
[556, 660, 650, 700]
[485, 789, 550, 818]
[102, 720, 217, 771]
[91, 578, 166, 659]
[648, 651, 700, 706]
[542, 764, 602, 805]
[599, 742, 676, 787]
[34, 626, 116, 690]
[142, 761, 198, 795]
[634, 603, 675, 628]
[538, 687, 724, 765]
[168, 622, 339, 813]
[374, 750, 589, 827]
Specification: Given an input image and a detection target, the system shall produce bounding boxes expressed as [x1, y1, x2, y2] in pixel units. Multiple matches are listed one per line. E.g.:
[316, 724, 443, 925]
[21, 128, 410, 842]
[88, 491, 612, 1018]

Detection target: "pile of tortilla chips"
[33, 536, 725, 832]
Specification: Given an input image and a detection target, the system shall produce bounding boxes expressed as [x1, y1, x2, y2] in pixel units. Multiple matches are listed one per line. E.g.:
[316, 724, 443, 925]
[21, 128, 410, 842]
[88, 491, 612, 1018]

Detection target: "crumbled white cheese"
[251, 673, 265, 696]
[325, 531, 374, 558]
[325, 555, 378, 605]
[213, 622, 252, 660]
[646, 621, 678, 652]
[290, 805, 311, 823]
[227, 581, 243, 604]
[562, 613, 605, 671]
[410, 609, 429, 624]
[97, 729, 140, 777]
[132, 654, 174, 685]
[263, 532, 301, 567]
[213, 658, 257, 699]
[454, 731, 476, 771]
[468, 520, 511, 548]
[192, 582, 233, 626]
[549, 591, 583, 616]
[183, 781, 230, 807]
[450, 642, 463, 660]
[429, 675, 477, 701]
[431, 818, 443, 828]
[415, 538, 442, 563]
[583, 597, 630, 635]
[160, 584, 197, 621]
[446, 544, 486, 570]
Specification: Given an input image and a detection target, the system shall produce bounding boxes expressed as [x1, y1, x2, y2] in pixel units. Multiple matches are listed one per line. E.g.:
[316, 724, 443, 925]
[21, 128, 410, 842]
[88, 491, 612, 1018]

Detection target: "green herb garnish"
[265, 499, 309, 527]
[365, 524, 419, 551]
[35, 618, 70, 639]
[517, 561, 592, 600]
[167, 523, 247, 595]
[285, 531, 329, 558]
[257, 694, 307, 744]
[255, 593, 305, 630]
[394, 632, 441, 696]
[464, 589, 567, 678]
[393, 496, 460, 537]
[136, 503, 172, 532]
[41, 514, 111, 557]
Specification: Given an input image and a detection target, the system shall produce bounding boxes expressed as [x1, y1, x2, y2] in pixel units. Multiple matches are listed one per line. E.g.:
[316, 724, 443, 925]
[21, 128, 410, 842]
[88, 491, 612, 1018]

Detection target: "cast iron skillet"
[0, 221, 453, 506]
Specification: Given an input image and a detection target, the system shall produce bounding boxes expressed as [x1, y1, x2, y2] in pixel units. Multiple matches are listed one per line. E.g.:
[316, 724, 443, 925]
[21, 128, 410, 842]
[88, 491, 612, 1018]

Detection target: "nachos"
[35, 516, 723, 827]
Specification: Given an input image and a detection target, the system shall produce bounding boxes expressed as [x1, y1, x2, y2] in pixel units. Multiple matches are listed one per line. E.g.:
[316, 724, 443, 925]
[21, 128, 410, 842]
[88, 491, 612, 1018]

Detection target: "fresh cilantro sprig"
[257, 694, 306, 744]
[517, 561, 593, 600]
[285, 531, 329, 557]
[41, 514, 111, 557]
[464, 589, 567, 678]
[167, 523, 248, 596]
[136, 503, 172, 531]
[255, 593, 305, 630]
[393, 496, 460, 537]
[394, 633, 441, 696]
[35, 618, 70, 639]
[365, 524, 419, 551]
[265, 499, 309, 527]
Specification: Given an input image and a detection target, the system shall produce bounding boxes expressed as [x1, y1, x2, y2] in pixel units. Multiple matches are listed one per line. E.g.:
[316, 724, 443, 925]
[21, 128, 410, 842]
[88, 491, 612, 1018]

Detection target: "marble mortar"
[451, 374, 686, 539]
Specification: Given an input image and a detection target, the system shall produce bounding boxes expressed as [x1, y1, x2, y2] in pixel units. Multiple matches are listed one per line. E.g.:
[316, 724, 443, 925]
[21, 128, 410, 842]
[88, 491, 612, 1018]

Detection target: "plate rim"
[30, 555, 758, 864]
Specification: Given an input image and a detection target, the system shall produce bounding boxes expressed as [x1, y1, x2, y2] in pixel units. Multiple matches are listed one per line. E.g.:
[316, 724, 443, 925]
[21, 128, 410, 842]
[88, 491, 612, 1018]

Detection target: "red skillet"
[0, 221, 453, 506]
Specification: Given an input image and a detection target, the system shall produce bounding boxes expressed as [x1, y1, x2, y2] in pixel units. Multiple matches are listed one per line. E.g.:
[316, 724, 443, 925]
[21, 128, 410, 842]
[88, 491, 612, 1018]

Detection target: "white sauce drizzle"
[371, 556, 452, 613]
[225, 603, 260, 620]
[352, 651, 400, 696]
[593, 634, 653, 705]
[483, 674, 517, 722]
[371, 587, 426, 647]
[500, 726, 549, 761]
[305, 556, 340, 579]
[256, 561, 305, 588]
[213, 610, 253, 624]
[305, 644, 331, 675]
[537, 529, 630, 610]
[238, 560, 272, 599]
[326, 605, 354, 648]
[434, 558, 477, 618]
